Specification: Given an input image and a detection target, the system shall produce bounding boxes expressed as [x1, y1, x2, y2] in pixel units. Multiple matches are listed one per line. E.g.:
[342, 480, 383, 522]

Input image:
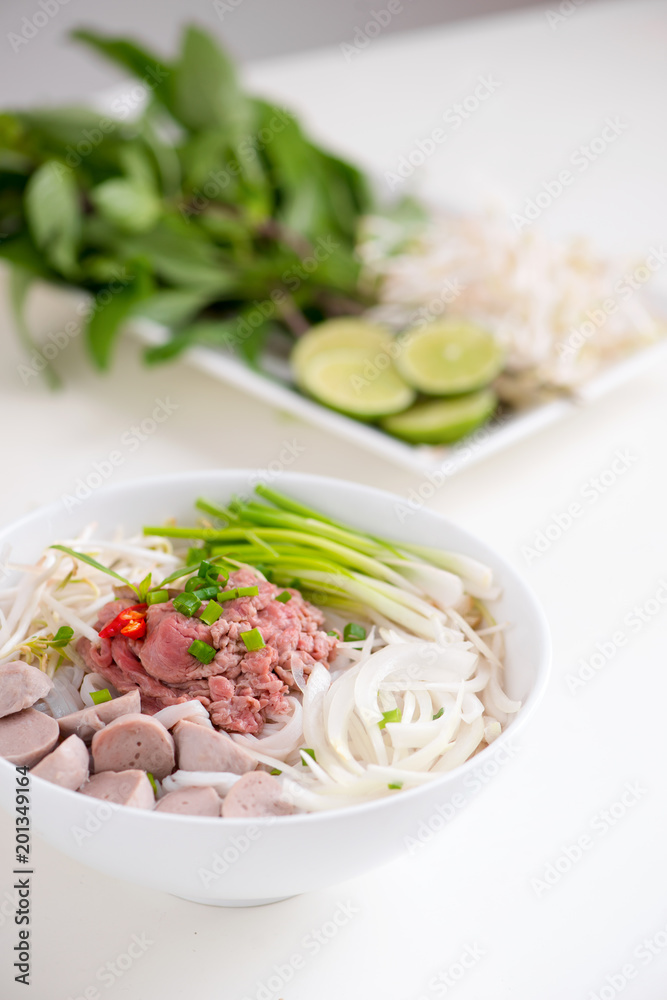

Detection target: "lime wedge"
[396, 321, 503, 395]
[295, 347, 416, 418]
[381, 389, 497, 444]
[292, 319, 392, 373]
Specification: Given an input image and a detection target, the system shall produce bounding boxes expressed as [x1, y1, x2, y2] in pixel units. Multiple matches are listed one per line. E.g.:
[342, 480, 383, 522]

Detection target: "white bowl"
[0, 471, 551, 906]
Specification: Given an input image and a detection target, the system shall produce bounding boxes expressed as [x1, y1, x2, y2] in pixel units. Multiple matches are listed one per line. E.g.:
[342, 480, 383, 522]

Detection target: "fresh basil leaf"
[139, 114, 182, 195]
[236, 317, 274, 368]
[115, 222, 237, 292]
[178, 129, 235, 192]
[14, 109, 127, 172]
[0, 235, 55, 280]
[118, 144, 158, 190]
[24, 160, 81, 276]
[71, 30, 173, 113]
[172, 26, 252, 136]
[85, 267, 153, 368]
[133, 288, 215, 327]
[143, 319, 239, 363]
[90, 178, 161, 233]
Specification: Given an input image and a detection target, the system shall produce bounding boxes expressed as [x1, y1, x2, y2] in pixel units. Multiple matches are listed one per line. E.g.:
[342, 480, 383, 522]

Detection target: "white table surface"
[2, 1, 667, 997]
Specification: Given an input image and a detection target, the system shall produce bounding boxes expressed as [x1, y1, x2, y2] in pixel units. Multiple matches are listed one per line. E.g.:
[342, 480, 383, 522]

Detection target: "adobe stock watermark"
[17, 267, 131, 385]
[385, 76, 502, 190]
[61, 398, 180, 513]
[588, 917, 667, 1000]
[565, 579, 667, 694]
[24, 65, 168, 173]
[393, 410, 510, 524]
[246, 441, 307, 492]
[212, 0, 243, 20]
[403, 739, 520, 855]
[412, 944, 486, 999]
[557, 246, 667, 361]
[64, 932, 153, 999]
[546, 0, 587, 30]
[521, 448, 638, 564]
[350, 277, 465, 400]
[220, 234, 340, 350]
[8, 0, 73, 54]
[180, 108, 294, 221]
[197, 823, 265, 889]
[241, 900, 360, 1000]
[511, 116, 628, 230]
[340, 0, 406, 62]
[530, 780, 647, 897]
[0, 888, 20, 930]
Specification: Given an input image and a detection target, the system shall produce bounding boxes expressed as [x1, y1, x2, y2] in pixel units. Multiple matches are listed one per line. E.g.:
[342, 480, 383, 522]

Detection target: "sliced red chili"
[98, 604, 148, 639]
[120, 618, 147, 639]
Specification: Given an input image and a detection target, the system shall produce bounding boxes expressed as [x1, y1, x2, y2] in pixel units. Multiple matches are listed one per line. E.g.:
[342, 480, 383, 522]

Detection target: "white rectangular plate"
[131, 318, 667, 475]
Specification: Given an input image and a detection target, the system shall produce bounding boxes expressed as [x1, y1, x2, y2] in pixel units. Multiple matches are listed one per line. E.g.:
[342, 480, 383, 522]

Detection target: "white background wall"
[0, 0, 552, 104]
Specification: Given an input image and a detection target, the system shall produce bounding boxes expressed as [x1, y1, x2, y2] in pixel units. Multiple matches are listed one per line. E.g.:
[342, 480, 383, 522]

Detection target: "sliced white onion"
[152, 700, 213, 729]
[161, 770, 240, 797]
[233, 698, 303, 760]
[432, 716, 486, 772]
[80, 673, 120, 706]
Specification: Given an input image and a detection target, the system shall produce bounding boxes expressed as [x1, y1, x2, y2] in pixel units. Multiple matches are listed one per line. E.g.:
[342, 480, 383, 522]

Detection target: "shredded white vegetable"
[360, 209, 664, 408]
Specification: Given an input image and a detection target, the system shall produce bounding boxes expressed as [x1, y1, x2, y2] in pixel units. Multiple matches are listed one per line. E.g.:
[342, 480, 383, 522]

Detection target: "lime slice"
[381, 389, 497, 444]
[295, 347, 416, 418]
[396, 321, 503, 395]
[292, 319, 392, 375]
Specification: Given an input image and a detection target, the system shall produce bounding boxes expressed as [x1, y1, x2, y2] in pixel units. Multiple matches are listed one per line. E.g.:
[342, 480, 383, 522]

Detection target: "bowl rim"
[0, 468, 552, 827]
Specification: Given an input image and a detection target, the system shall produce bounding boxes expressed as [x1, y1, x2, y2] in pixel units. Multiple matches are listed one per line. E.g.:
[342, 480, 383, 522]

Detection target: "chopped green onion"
[379, 708, 401, 729]
[388, 782, 403, 790]
[197, 560, 216, 578]
[193, 585, 219, 600]
[301, 748, 316, 765]
[146, 771, 158, 796]
[217, 588, 239, 602]
[199, 600, 223, 626]
[90, 689, 112, 706]
[240, 628, 265, 651]
[184, 576, 203, 593]
[269, 768, 282, 775]
[237, 585, 259, 597]
[146, 589, 169, 606]
[326, 630, 338, 637]
[173, 592, 202, 616]
[275, 591, 291, 603]
[343, 622, 366, 642]
[433, 707, 444, 720]
[187, 640, 217, 664]
[51, 626, 74, 647]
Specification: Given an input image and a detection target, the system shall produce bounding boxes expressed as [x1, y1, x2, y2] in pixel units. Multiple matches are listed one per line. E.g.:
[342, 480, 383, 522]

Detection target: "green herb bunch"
[0, 26, 373, 379]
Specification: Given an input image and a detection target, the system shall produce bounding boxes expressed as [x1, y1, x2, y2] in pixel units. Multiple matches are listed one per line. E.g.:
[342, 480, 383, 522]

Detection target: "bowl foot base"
[171, 893, 296, 908]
